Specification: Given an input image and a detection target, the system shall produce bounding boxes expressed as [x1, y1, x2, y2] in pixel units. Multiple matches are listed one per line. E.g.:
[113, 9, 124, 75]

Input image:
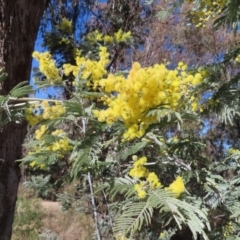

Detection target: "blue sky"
[30, 0, 106, 99]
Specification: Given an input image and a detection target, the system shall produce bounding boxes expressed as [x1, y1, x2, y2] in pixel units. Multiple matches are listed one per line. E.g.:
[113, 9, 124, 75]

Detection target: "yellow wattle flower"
[35, 125, 46, 140]
[165, 176, 185, 197]
[32, 51, 61, 84]
[95, 60, 203, 140]
[130, 156, 162, 199]
[137, 189, 147, 199]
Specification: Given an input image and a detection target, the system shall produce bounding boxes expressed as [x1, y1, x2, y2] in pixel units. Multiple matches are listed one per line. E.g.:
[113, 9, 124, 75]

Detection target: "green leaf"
[113, 201, 154, 237]
[9, 81, 33, 98]
[0, 72, 7, 83]
[117, 141, 148, 161]
[64, 100, 82, 116]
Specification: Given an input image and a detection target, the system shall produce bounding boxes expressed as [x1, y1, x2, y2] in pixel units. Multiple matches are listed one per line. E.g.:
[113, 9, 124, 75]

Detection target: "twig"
[82, 115, 101, 240]
[145, 132, 163, 147]
[102, 190, 113, 228]
[168, 155, 192, 171]
[145, 133, 191, 170]
[8, 97, 63, 102]
[88, 172, 102, 240]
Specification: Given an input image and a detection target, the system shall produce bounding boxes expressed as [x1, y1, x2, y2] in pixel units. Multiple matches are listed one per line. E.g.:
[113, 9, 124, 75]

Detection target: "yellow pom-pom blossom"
[189, 0, 226, 28]
[147, 172, 161, 189]
[32, 51, 62, 84]
[48, 129, 73, 153]
[137, 189, 147, 199]
[114, 29, 132, 43]
[114, 232, 130, 240]
[85, 29, 132, 45]
[129, 157, 186, 199]
[165, 176, 185, 198]
[25, 101, 65, 126]
[94, 61, 203, 140]
[129, 156, 149, 178]
[223, 221, 234, 237]
[35, 125, 46, 140]
[129, 156, 162, 198]
[42, 101, 65, 120]
[235, 55, 240, 63]
[29, 128, 73, 168]
[57, 18, 73, 34]
[159, 232, 166, 239]
[29, 160, 45, 170]
[63, 46, 109, 89]
[25, 106, 43, 126]
[29, 161, 36, 168]
[134, 183, 147, 199]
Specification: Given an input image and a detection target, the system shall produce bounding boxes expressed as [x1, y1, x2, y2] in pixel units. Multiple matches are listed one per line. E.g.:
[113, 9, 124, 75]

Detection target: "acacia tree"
[2, 0, 240, 239]
[0, 1, 48, 239]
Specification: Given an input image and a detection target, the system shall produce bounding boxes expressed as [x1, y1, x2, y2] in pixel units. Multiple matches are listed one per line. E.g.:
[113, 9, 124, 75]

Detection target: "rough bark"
[0, 1, 48, 239]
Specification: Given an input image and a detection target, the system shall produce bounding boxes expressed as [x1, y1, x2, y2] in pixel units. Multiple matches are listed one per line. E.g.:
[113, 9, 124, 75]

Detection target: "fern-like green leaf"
[109, 176, 136, 200]
[64, 100, 82, 116]
[148, 189, 210, 240]
[113, 201, 154, 236]
[70, 146, 91, 179]
[70, 134, 102, 179]
[117, 141, 148, 161]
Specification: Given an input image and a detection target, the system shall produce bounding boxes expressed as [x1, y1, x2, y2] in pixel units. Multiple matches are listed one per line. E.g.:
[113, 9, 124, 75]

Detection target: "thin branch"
[8, 97, 63, 102]
[146, 133, 191, 170]
[145, 132, 163, 147]
[102, 189, 113, 228]
[88, 172, 102, 240]
[168, 155, 192, 171]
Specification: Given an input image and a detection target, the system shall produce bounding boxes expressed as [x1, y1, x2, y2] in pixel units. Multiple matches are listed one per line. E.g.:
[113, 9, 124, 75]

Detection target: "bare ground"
[41, 200, 61, 212]
[41, 200, 94, 240]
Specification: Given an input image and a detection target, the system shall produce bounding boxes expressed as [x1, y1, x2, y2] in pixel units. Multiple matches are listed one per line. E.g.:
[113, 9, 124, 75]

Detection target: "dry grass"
[13, 184, 94, 240]
[41, 201, 94, 240]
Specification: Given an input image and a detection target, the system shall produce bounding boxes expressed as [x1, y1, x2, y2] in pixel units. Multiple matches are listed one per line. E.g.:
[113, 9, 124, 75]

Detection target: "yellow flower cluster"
[235, 55, 240, 63]
[29, 161, 45, 169]
[129, 156, 148, 178]
[129, 156, 161, 198]
[189, 0, 226, 28]
[190, 96, 199, 111]
[165, 176, 185, 198]
[223, 221, 233, 237]
[48, 129, 72, 153]
[114, 232, 129, 240]
[29, 128, 72, 169]
[41, 101, 65, 119]
[85, 29, 132, 44]
[159, 232, 166, 239]
[32, 52, 62, 84]
[57, 17, 73, 34]
[63, 46, 109, 89]
[129, 156, 185, 199]
[147, 172, 162, 189]
[134, 183, 147, 199]
[25, 101, 65, 126]
[25, 108, 42, 126]
[228, 148, 240, 156]
[35, 125, 46, 140]
[94, 61, 203, 140]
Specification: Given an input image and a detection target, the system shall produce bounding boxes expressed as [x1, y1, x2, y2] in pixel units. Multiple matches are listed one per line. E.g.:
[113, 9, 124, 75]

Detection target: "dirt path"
[41, 200, 61, 212]
[40, 200, 93, 240]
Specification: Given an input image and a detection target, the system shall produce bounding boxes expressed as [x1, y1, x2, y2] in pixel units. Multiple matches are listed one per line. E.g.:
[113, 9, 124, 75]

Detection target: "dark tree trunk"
[0, 1, 48, 239]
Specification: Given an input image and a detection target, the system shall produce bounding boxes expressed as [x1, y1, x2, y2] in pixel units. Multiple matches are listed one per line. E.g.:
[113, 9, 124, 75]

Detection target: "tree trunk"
[0, 1, 48, 239]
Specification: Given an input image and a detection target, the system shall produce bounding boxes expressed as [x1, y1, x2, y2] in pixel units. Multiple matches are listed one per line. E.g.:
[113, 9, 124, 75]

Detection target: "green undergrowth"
[12, 184, 94, 240]
[12, 196, 44, 240]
